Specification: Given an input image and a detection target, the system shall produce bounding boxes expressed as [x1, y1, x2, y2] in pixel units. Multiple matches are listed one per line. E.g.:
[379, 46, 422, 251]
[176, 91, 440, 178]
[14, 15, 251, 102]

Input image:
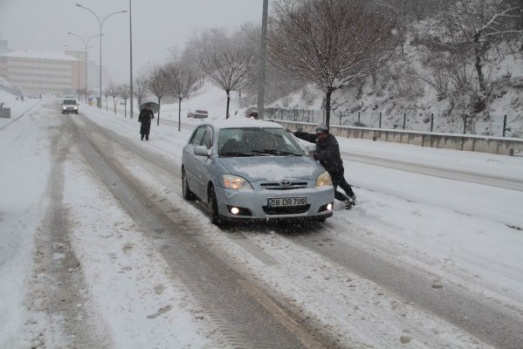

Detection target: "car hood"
[218, 156, 323, 182]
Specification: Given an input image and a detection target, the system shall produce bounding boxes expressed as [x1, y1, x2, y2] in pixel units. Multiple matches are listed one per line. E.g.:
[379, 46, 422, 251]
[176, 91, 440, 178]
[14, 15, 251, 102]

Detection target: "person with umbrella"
[138, 103, 155, 141]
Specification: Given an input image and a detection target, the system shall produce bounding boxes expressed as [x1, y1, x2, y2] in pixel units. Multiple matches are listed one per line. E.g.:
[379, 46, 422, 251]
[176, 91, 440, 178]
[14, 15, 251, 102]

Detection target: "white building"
[0, 50, 82, 96]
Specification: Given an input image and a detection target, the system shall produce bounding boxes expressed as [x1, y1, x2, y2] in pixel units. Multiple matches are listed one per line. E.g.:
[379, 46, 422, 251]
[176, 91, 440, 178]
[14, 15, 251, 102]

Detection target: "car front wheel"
[208, 185, 225, 227]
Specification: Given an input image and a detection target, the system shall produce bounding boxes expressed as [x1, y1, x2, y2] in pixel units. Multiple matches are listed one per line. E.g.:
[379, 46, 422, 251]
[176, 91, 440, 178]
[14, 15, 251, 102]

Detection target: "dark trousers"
[331, 172, 355, 201]
[140, 122, 151, 139]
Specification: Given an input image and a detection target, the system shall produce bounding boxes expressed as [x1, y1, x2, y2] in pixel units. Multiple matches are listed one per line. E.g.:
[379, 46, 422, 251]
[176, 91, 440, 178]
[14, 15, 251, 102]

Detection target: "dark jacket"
[294, 130, 345, 176]
[138, 108, 154, 123]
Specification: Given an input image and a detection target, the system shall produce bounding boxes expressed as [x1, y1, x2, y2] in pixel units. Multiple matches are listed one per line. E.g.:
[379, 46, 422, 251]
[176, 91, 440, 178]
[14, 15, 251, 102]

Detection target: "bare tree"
[269, 0, 398, 127]
[117, 84, 130, 118]
[146, 64, 170, 126]
[106, 82, 119, 115]
[104, 89, 110, 112]
[133, 76, 148, 118]
[429, 0, 522, 98]
[164, 61, 202, 131]
[199, 31, 257, 119]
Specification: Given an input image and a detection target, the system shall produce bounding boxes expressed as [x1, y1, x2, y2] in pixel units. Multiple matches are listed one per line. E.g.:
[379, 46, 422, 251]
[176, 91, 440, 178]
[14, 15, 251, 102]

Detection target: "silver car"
[61, 98, 79, 114]
[181, 119, 334, 225]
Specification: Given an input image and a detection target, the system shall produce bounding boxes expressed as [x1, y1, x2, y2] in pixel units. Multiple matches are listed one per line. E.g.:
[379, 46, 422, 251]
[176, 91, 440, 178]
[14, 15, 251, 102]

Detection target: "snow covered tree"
[164, 60, 202, 130]
[426, 0, 523, 112]
[199, 30, 257, 119]
[106, 82, 119, 115]
[268, 0, 398, 127]
[146, 64, 170, 126]
[116, 84, 130, 118]
[133, 76, 149, 116]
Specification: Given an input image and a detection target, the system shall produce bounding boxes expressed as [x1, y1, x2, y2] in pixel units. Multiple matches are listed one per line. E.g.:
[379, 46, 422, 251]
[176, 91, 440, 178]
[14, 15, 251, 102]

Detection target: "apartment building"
[0, 50, 81, 96]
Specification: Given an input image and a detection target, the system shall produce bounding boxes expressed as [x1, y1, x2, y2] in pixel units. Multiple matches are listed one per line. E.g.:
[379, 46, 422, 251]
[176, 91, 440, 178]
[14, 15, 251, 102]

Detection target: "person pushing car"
[293, 124, 357, 209]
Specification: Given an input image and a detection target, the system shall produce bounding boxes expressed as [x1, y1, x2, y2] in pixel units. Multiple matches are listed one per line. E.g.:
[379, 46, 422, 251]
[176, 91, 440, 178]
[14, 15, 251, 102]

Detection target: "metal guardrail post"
[502, 115, 511, 137]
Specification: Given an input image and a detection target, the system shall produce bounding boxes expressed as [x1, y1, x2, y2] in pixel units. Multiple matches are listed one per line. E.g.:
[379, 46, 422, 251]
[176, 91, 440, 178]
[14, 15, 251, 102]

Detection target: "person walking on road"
[138, 104, 154, 141]
[294, 124, 357, 209]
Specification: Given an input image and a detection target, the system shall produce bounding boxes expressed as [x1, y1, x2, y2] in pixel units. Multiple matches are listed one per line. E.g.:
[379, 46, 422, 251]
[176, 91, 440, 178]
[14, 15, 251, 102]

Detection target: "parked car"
[61, 98, 79, 114]
[187, 110, 208, 119]
[181, 119, 334, 226]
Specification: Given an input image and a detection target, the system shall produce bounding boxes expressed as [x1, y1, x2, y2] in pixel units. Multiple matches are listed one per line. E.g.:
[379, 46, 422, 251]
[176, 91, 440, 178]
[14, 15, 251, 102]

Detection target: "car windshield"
[63, 100, 77, 105]
[218, 127, 305, 157]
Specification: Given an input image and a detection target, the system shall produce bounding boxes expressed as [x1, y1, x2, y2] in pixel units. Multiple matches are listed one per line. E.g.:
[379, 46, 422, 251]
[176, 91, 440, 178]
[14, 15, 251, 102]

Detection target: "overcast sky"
[0, 0, 265, 83]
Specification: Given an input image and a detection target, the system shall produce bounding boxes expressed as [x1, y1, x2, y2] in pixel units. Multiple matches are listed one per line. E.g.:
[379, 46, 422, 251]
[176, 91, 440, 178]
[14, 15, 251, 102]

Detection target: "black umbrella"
[139, 101, 159, 114]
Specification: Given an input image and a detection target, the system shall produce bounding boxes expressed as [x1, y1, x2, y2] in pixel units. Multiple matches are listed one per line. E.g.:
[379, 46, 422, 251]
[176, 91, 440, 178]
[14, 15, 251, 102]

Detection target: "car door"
[184, 126, 206, 198]
[185, 126, 213, 200]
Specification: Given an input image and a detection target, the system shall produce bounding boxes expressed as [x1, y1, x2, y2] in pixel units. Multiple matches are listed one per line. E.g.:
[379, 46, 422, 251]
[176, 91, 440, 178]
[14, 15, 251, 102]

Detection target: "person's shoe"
[146, 136, 149, 141]
[344, 196, 356, 210]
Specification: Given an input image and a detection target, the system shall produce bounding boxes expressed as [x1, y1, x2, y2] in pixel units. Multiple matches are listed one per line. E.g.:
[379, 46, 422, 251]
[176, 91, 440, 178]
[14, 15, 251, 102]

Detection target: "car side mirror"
[304, 144, 316, 152]
[194, 145, 210, 157]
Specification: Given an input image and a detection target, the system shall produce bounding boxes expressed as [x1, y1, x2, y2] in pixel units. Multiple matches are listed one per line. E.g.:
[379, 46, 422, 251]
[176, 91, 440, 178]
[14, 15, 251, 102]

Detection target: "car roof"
[200, 118, 283, 131]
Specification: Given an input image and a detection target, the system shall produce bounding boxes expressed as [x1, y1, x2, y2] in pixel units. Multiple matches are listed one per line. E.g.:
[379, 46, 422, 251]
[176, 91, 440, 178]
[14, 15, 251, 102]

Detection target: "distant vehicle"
[187, 110, 208, 119]
[61, 98, 79, 114]
[181, 119, 334, 226]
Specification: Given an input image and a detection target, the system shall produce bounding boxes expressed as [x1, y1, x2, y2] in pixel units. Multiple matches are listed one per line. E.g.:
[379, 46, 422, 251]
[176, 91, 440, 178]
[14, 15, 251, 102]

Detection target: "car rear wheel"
[182, 169, 195, 200]
[208, 185, 225, 227]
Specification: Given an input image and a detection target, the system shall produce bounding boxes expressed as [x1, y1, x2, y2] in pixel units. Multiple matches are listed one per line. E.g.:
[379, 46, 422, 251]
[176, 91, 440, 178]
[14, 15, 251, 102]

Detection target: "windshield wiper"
[220, 152, 256, 157]
[251, 149, 302, 156]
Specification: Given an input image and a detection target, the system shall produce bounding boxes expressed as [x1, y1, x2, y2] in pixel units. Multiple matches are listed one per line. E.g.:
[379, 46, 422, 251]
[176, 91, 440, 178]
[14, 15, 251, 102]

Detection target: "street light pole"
[68, 32, 102, 101]
[129, 0, 134, 119]
[257, 0, 269, 120]
[76, 3, 127, 109]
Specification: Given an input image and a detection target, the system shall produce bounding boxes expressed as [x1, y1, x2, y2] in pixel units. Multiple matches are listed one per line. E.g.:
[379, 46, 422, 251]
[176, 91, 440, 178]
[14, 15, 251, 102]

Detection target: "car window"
[218, 127, 304, 156]
[202, 127, 212, 149]
[63, 99, 77, 105]
[190, 127, 207, 146]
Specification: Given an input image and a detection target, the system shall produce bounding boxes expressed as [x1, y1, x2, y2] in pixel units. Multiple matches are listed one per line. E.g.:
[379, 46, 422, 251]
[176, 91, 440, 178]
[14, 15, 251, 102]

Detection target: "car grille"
[260, 181, 308, 190]
[263, 204, 311, 215]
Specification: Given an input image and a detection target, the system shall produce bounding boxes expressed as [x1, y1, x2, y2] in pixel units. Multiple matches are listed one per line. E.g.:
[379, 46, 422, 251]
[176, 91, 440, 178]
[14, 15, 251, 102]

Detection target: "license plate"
[267, 197, 307, 207]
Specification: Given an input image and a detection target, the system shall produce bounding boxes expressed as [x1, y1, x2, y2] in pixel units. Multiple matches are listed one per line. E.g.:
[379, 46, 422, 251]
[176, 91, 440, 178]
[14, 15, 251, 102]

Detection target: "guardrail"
[276, 120, 523, 156]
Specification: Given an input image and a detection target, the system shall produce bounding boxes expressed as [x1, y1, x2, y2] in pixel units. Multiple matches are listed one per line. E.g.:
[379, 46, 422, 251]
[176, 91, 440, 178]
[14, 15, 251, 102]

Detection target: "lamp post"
[257, 0, 269, 119]
[67, 32, 101, 101]
[76, 3, 127, 108]
[129, 0, 134, 119]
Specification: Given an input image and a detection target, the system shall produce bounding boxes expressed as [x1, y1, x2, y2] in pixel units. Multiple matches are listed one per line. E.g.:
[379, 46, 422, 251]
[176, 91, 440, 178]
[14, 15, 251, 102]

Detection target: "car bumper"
[214, 186, 334, 222]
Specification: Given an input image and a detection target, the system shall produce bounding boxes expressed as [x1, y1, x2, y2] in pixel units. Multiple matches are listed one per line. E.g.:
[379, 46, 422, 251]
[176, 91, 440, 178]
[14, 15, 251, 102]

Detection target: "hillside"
[264, 43, 523, 139]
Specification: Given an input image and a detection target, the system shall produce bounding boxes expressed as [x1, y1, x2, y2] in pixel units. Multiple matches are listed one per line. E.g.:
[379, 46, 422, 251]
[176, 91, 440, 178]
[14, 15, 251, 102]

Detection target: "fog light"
[226, 205, 252, 216]
[318, 202, 333, 213]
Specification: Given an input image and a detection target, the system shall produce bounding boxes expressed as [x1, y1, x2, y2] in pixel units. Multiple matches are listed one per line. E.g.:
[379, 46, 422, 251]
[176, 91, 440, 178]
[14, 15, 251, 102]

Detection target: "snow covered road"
[2, 99, 523, 348]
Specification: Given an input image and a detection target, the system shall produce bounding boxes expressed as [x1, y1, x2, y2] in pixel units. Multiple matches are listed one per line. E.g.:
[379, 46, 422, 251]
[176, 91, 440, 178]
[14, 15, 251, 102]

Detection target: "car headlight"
[315, 171, 332, 187]
[223, 175, 253, 190]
